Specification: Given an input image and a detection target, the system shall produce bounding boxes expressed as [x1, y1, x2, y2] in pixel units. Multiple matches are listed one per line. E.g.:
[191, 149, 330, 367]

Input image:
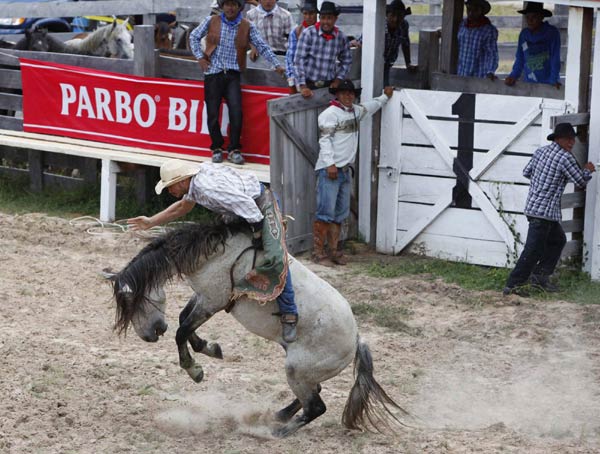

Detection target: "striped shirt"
[293, 23, 352, 86]
[183, 162, 263, 223]
[285, 25, 303, 80]
[523, 142, 592, 221]
[457, 19, 498, 78]
[246, 4, 294, 54]
[189, 13, 281, 75]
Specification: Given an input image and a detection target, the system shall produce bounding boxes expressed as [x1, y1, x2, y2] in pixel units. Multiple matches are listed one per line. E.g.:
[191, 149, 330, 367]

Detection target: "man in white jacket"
[313, 80, 394, 265]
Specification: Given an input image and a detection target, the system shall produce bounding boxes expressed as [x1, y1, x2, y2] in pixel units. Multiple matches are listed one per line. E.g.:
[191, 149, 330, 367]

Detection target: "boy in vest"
[285, 1, 318, 94]
[190, 0, 285, 165]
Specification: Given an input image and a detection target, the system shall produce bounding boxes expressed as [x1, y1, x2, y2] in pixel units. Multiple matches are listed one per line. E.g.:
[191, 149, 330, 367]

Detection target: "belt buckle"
[315, 80, 325, 88]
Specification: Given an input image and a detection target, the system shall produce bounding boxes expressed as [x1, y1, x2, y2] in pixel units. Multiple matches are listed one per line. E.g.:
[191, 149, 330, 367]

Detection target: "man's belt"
[306, 79, 332, 89]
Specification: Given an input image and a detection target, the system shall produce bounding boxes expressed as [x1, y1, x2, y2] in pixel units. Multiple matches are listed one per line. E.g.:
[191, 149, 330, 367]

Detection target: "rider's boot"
[280, 313, 298, 343]
[328, 222, 348, 266]
[312, 221, 334, 267]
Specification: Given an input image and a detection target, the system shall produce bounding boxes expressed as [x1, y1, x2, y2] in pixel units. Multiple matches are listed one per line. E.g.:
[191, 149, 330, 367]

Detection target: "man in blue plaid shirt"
[457, 0, 498, 79]
[190, 0, 284, 165]
[293, 1, 352, 98]
[503, 123, 595, 295]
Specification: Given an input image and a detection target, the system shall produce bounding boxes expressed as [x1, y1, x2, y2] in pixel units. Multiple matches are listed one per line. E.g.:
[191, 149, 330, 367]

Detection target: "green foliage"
[363, 255, 600, 305]
[351, 301, 421, 335]
[0, 173, 215, 223]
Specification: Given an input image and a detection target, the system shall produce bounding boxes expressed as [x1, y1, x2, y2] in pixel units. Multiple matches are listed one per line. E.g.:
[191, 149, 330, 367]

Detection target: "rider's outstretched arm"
[127, 199, 196, 231]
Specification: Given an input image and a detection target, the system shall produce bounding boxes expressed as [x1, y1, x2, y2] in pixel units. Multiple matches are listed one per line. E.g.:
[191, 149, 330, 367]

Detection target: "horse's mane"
[70, 25, 111, 53]
[113, 222, 247, 335]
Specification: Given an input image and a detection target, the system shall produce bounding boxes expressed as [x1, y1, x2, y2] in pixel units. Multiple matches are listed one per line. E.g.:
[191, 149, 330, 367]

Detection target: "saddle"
[230, 189, 289, 304]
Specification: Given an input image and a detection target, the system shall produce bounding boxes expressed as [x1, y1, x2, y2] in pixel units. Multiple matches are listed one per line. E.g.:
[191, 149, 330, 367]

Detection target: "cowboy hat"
[547, 122, 576, 141]
[465, 0, 491, 15]
[386, 0, 412, 16]
[517, 2, 552, 17]
[329, 79, 362, 96]
[298, 1, 318, 12]
[155, 159, 201, 195]
[217, 0, 245, 9]
[318, 1, 341, 16]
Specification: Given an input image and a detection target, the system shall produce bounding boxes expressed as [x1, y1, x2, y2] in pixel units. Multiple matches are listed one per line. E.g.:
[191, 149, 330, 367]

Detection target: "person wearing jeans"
[503, 123, 595, 295]
[313, 80, 393, 266]
[189, 0, 285, 165]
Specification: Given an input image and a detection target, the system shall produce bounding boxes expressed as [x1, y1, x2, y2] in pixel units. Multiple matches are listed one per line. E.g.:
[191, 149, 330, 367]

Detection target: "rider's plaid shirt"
[189, 13, 280, 75]
[456, 19, 498, 78]
[183, 162, 263, 223]
[293, 23, 352, 86]
[523, 142, 592, 221]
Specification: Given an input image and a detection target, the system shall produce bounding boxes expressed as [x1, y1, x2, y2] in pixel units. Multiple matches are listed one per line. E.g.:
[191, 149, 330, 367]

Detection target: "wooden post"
[28, 149, 43, 192]
[418, 30, 440, 89]
[358, 0, 385, 244]
[100, 159, 119, 222]
[134, 25, 158, 78]
[564, 7, 593, 113]
[439, 0, 463, 74]
[583, 11, 600, 279]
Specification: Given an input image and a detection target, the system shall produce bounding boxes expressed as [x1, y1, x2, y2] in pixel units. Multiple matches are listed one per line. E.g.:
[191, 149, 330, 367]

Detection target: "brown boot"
[312, 221, 334, 266]
[328, 223, 348, 265]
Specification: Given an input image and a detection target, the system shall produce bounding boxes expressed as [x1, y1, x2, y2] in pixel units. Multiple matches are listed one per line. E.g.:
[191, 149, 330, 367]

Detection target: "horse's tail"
[342, 337, 408, 432]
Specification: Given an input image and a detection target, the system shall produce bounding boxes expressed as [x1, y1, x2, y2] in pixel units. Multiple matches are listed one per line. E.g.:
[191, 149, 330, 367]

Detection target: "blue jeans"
[315, 168, 351, 224]
[204, 71, 243, 151]
[271, 191, 297, 316]
[505, 217, 566, 288]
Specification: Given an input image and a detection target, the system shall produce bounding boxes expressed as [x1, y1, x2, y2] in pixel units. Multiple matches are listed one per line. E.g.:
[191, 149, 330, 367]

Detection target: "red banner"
[19, 58, 287, 165]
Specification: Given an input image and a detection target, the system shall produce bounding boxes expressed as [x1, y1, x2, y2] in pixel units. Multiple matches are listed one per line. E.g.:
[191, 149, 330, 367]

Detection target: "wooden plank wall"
[378, 89, 585, 267]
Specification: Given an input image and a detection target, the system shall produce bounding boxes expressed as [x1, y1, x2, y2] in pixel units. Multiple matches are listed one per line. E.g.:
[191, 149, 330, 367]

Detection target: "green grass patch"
[351, 301, 420, 335]
[363, 254, 600, 305]
[0, 173, 215, 223]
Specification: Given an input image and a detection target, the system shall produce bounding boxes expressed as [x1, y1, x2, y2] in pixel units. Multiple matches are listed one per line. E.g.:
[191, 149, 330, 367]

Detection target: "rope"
[68, 216, 194, 238]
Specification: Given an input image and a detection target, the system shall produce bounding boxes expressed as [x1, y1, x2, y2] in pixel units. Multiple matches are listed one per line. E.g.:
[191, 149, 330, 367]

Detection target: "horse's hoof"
[272, 423, 296, 438]
[186, 365, 204, 383]
[208, 342, 223, 359]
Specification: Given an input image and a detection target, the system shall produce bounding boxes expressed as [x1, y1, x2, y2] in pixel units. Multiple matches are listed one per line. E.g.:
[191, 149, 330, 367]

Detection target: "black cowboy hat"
[298, 1, 318, 12]
[319, 1, 341, 16]
[329, 79, 362, 96]
[386, 0, 412, 16]
[465, 0, 491, 16]
[517, 2, 552, 17]
[547, 122, 576, 141]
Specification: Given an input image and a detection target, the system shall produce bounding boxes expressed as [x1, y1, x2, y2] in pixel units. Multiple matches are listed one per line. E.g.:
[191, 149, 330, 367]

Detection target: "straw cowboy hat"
[465, 0, 491, 15]
[517, 2, 552, 17]
[155, 159, 200, 195]
[217, 0, 245, 8]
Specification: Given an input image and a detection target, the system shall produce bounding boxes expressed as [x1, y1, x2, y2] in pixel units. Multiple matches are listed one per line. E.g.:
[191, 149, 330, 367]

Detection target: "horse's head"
[154, 21, 175, 50]
[106, 20, 133, 59]
[103, 242, 171, 343]
[28, 29, 50, 52]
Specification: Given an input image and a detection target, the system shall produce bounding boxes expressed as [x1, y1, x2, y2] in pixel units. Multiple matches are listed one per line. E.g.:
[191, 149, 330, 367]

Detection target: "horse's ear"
[101, 267, 117, 281]
[111, 21, 117, 31]
[123, 17, 130, 26]
[168, 21, 177, 28]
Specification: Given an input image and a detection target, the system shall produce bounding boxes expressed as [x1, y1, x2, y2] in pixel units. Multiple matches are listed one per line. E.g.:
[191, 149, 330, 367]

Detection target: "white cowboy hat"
[155, 159, 200, 195]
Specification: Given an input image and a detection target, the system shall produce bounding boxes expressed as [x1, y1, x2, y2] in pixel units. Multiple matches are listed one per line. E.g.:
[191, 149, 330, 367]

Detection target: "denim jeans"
[271, 191, 297, 315]
[505, 217, 566, 288]
[204, 71, 243, 151]
[315, 168, 352, 224]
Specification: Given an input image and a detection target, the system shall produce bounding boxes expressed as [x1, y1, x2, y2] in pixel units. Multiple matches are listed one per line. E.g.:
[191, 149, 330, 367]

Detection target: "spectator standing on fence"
[349, 0, 416, 86]
[285, 1, 318, 94]
[505, 3, 561, 88]
[503, 123, 595, 296]
[190, 0, 285, 165]
[313, 80, 393, 266]
[247, 0, 294, 61]
[456, 0, 498, 79]
[293, 1, 353, 98]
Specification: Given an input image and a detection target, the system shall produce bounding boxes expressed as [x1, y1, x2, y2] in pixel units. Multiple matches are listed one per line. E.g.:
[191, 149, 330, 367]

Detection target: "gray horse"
[106, 223, 406, 437]
[65, 20, 133, 59]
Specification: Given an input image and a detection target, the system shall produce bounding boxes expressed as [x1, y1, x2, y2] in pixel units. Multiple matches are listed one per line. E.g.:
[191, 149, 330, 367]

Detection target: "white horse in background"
[65, 19, 133, 59]
[105, 222, 407, 437]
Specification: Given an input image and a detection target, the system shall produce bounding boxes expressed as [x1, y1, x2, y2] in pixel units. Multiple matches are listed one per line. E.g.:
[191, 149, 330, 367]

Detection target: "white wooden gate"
[376, 89, 582, 267]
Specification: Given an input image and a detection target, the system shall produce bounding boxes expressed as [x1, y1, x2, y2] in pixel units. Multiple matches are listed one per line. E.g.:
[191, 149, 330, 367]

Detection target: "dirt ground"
[1, 212, 600, 454]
